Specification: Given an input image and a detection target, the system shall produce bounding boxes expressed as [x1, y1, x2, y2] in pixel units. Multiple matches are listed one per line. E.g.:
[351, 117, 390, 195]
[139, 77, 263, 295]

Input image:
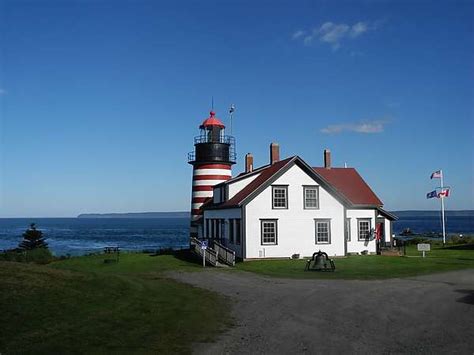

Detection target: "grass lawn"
[235, 245, 474, 280]
[0, 252, 232, 354]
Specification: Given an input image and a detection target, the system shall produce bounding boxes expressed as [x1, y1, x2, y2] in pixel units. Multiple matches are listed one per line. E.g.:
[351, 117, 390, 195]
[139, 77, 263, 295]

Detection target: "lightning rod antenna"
[229, 104, 235, 135]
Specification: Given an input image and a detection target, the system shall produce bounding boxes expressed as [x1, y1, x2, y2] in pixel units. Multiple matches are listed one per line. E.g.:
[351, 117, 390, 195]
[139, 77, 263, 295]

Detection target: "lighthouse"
[188, 110, 236, 237]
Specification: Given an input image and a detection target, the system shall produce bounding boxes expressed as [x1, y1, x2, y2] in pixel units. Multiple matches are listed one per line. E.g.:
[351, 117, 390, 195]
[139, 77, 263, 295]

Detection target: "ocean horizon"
[1, 211, 473, 256]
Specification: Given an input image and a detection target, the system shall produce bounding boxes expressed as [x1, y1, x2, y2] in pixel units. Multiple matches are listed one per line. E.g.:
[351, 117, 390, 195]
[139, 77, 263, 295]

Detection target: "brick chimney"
[245, 153, 254, 173]
[324, 149, 331, 169]
[270, 143, 280, 164]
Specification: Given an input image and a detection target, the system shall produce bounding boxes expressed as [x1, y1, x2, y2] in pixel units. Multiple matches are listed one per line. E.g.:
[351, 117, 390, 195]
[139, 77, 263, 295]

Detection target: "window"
[206, 219, 210, 238]
[358, 219, 371, 241]
[272, 186, 288, 209]
[304, 186, 319, 209]
[261, 220, 278, 245]
[235, 219, 241, 245]
[315, 219, 331, 244]
[345, 218, 351, 242]
[229, 219, 234, 244]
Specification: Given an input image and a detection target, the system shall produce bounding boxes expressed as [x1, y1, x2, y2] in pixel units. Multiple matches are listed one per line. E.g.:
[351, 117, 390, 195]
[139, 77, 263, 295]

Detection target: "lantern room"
[188, 111, 236, 165]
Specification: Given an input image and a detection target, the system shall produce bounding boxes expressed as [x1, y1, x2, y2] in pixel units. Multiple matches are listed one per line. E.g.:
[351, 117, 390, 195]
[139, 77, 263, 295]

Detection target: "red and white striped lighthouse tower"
[188, 110, 236, 237]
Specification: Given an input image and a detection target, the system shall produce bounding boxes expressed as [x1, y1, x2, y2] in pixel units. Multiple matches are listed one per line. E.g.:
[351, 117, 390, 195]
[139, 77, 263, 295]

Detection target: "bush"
[0, 249, 21, 262]
[26, 248, 54, 264]
[406, 237, 431, 245]
[0, 248, 54, 264]
[449, 235, 474, 245]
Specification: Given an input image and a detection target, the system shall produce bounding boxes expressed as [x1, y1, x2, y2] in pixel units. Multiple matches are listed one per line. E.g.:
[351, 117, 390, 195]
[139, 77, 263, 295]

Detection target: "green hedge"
[0, 248, 54, 264]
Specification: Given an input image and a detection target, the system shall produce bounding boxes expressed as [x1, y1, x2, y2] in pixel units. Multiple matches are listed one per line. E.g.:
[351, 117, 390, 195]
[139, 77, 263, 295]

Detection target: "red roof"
[200, 111, 225, 129]
[313, 167, 382, 206]
[216, 157, 294, 208]
[203, 157, 383, 210]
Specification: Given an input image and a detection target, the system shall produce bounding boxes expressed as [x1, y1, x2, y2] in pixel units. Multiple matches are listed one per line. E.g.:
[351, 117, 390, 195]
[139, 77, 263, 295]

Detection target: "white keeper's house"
[200, 143, 397, 259]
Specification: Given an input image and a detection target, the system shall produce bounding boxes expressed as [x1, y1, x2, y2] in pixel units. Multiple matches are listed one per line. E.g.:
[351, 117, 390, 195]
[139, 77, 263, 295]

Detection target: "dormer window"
[272, 186, 288, 209]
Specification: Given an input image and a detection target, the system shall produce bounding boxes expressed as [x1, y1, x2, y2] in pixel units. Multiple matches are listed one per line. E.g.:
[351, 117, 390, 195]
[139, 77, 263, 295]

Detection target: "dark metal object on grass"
[305, 251, 335, 272]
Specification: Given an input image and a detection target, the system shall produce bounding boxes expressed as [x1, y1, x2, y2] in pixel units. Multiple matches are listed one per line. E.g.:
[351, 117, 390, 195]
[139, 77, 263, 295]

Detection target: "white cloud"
[293, 20, 377, 50]
[319, 22, 350, 47]
[320, 119, 389, 134]
[350, 22, 368, 38]
[292, 30, 306, 40]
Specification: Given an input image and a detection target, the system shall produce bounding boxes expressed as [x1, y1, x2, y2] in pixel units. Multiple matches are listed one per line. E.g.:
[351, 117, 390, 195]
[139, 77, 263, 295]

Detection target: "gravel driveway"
[169, 269, 474, 354]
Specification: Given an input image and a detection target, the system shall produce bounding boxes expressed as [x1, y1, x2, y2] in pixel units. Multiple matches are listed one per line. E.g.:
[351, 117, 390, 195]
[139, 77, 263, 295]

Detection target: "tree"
[19, 223, 48, 250]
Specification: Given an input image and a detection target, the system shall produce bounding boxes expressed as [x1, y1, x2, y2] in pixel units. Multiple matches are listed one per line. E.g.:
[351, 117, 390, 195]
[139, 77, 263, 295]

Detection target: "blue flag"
[426, 190, 437, 199]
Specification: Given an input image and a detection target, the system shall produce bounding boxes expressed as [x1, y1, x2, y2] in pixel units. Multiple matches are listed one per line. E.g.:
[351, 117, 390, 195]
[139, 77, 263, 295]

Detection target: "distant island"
[77, 212, 189, 219]
[76, 210, 474, 219]
[392, 210, 474, 217]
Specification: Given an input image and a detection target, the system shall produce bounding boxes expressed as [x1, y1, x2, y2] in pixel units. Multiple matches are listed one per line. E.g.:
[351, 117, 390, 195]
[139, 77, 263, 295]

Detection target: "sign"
[417, 243, 430, 258]
[417, 243, 430, 251]
[201, 240, 208, 268]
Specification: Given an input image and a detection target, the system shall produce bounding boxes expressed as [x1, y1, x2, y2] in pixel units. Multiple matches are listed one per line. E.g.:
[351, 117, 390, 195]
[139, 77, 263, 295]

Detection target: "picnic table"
[103, 246, 120, 263]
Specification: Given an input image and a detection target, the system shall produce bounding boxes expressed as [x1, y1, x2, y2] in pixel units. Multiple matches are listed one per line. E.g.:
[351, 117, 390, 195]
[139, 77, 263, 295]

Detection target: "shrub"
[0, 249, 21, 262]
[0, 248, 54, 264]
[406, 237, 431, 245]
[449, 235, 474, 245]
[25, 248, 54, 264]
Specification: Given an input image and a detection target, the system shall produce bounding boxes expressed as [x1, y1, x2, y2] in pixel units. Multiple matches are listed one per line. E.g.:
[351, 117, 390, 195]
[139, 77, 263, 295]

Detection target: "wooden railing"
[213, 241, 235, 266]
[190, 238, 235, 267]
[190, 237, 218, 266]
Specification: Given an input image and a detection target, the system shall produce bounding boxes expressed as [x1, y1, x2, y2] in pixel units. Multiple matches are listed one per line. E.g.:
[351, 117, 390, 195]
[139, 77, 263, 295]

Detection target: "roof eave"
[220, 164, 272, 186]
[238, 156, 353, 208]
[238, 157, 298, 207]
[348, 204, 383, 209]
[377, 207, 399, 220]
[202, 203, 240, 210]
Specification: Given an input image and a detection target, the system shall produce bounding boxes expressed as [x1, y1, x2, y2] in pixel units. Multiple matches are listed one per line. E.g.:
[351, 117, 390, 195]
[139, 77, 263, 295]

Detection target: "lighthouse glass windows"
[358, 219, 371, 241]
[272, 186, 288, 209]
[315, 219, 331, 244]
[304, 186, 319, 209]
[261, 220, 278, 245]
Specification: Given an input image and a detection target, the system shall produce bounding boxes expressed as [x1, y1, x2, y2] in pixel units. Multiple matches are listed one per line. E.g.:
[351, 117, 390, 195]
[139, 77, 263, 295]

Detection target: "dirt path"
[168, 269, 474, 354]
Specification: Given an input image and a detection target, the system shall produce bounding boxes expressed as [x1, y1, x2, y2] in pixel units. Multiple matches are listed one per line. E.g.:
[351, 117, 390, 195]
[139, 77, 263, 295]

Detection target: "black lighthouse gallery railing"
[187, 135, 236, 163]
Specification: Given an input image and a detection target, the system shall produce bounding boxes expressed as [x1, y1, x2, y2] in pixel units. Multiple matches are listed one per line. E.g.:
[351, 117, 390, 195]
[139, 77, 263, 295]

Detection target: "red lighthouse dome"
[200, 111, 225, 129]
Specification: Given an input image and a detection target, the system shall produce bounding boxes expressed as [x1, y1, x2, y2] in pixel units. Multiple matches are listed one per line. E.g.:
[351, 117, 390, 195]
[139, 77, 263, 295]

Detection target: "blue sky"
[1, 0, 473, 217]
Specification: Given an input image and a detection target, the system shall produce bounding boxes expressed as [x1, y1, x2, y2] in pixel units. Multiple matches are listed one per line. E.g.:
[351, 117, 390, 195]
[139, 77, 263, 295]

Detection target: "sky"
[0, 0, 473, 217]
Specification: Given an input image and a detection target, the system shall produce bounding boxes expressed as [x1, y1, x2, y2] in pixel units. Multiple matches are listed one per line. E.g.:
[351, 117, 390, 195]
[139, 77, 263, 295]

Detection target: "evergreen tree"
[19, 223, 48, 250]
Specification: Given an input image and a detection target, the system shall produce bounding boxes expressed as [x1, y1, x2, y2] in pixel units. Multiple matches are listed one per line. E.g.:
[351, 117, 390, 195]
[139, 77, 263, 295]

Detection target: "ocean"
[0, 213, 473, 256]
[0, 218, 190, 256]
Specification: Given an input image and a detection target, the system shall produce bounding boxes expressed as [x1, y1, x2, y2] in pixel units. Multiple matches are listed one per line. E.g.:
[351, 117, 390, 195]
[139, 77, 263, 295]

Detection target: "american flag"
[430, 170, 442, 179]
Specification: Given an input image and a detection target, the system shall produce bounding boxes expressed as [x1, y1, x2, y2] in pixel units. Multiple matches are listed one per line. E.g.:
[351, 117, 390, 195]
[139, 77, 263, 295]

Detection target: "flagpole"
[440, 169, 446, 245]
